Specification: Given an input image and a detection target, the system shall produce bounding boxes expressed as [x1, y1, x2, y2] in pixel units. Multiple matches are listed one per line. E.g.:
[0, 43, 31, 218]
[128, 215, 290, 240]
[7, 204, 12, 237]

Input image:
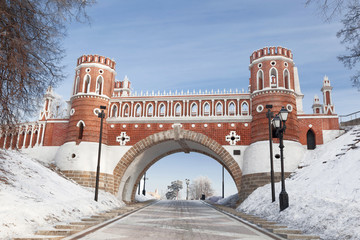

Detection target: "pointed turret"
[312, 94, 322, 114]
[321, 75, 334, 114]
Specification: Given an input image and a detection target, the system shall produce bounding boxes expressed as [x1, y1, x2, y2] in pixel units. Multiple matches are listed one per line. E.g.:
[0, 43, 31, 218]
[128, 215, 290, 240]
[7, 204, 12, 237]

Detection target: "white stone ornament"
[116, 132, 130, 146]
[225, 131, 240, 145]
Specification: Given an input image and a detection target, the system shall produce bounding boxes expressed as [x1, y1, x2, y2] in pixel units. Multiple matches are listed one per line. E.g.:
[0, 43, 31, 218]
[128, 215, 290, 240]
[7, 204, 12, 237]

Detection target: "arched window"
[77, 121, 85, 140]
[74, 76, 80, 94]
[175, 103, 181, 116]
[257, 70, 264, 90]
[270, 68, 278, 88]
[123, 104, 129, 117]
[228, 102, 235, 115]
[111, 105, 118, 117]
[147, 104, 153, 117]
[203, 102, 210, 116]
[96, 76, 103, 95]
[191, 103, 198, 116]
[159, 104, 165, 116]
[135, 104, 142, 117]
[307, 129, 316, 150]
[241, 102, 249, 115]
[83, 75, 90, 93]
[216, 102, 223, 116]
[284, 69, 290, 89]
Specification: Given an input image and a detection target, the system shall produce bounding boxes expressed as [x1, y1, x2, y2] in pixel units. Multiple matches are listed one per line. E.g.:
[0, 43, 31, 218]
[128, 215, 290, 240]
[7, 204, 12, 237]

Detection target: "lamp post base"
[279, 191, 289, 211]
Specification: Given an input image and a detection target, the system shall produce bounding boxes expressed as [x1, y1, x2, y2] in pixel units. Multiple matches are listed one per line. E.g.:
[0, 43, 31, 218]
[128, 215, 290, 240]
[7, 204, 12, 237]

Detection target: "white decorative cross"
[116, 132, 130, 146]
[225, 131, 240, 145]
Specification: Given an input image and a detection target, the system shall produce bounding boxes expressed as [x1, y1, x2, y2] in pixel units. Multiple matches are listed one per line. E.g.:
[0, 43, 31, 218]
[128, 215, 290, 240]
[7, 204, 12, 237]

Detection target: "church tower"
[321, 75, 335, 114]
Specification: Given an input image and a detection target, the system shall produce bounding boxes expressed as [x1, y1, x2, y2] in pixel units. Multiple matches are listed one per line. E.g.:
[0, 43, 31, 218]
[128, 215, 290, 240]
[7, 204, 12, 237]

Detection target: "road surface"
[79, 200, 278, 240]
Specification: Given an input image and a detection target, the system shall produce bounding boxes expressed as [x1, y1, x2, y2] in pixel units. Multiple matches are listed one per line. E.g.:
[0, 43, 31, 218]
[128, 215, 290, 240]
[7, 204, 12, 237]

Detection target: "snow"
[135, 193, 156, 202]
[0, 150, 124, 240]
[238, 126, 360, 240]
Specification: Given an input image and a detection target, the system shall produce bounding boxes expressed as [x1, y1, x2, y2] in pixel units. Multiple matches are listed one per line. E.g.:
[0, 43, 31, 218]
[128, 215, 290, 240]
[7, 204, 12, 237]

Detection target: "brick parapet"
[239, 172, 291, 203]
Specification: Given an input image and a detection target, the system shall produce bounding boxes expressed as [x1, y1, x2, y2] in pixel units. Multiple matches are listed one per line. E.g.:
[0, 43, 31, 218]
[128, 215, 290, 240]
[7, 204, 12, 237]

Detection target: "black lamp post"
[266, 104, 275, 202]
[95, 105, 106, 202]
[185, 178, 190, 200]
[222, 166, 225, 198]
[273, 107, 289, 211]
[142, 172, 148, 196]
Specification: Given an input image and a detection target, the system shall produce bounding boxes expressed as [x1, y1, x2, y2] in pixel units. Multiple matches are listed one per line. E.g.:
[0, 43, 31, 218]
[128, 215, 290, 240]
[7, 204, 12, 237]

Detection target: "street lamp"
[185, 179, 190, 200]
[266, 104, 275, 203]
[95, 105, 106, 202]
[142, 172, 148, 196]
[272, 107, 289, 211]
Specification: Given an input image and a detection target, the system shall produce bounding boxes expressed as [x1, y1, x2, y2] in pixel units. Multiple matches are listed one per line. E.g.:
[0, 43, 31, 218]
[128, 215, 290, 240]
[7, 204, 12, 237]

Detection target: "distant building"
[0, 47, 341, 202]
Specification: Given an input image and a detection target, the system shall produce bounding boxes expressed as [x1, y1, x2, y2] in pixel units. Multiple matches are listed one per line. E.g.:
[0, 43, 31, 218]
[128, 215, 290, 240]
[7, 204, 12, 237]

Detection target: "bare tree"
[306, 0, 360, 90]
[189, 176, 214, 200]
[0, 0, 94, 126]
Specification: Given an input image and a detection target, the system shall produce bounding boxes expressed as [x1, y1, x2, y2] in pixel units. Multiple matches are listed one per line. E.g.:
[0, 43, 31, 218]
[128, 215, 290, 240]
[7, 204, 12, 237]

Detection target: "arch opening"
[113, 129, 242, 202]
[307, 129, 316, 150]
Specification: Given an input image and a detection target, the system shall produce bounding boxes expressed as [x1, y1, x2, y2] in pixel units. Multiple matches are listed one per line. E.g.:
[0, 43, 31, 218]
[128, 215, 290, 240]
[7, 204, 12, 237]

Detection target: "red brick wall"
[106, 122, 252, 146]
[297, 116, 340, 145]
[66, 97, 109, 144]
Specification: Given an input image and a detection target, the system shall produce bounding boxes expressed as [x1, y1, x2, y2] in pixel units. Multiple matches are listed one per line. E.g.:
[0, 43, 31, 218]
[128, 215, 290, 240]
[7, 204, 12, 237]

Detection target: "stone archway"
[113, 127, 242, 202]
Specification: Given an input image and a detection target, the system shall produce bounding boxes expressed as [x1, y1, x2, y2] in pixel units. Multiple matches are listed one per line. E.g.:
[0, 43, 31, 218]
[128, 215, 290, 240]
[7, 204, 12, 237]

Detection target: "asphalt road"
[80, 200, 278, 240]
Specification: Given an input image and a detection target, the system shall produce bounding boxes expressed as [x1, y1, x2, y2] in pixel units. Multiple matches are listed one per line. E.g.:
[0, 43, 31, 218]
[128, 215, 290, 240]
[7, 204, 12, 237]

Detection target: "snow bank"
[238, 126, 360, 240]
[217, 193, 239, 208]
[135, 193, 156, 202]
[0, 150, 124, 239]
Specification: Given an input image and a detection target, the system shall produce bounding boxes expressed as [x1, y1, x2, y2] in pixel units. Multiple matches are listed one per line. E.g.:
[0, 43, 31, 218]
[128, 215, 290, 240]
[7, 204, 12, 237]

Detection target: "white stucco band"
[54, 141, 131, 174]
[21, 146, 60, 165]
[242, 140, 306, 176]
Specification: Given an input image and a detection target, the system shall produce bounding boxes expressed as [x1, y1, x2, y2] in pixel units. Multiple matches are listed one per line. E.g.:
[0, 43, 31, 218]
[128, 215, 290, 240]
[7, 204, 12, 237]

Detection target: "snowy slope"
[238, 126, 360, 240]
[0, 150, 124, 239]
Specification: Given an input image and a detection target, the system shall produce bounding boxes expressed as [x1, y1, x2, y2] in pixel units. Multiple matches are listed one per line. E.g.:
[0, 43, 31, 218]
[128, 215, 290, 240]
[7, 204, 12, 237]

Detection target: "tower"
[248, 46, 301, 143]
[39, 86, 55, 121]
[321, 75, 334, 114]
[243, 46, 305, 188]
[312, 95, 322, 114]
[65, 55, 116, 144]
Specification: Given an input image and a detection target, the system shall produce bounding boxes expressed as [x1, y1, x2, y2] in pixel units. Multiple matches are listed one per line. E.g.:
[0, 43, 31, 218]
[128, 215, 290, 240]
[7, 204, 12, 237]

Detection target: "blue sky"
[58, 0, 359, 197]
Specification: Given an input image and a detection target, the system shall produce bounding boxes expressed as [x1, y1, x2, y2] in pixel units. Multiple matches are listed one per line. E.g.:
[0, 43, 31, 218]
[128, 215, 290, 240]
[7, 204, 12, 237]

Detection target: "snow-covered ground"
[238, 126, 360, 240]
[0, 150, 124, 240]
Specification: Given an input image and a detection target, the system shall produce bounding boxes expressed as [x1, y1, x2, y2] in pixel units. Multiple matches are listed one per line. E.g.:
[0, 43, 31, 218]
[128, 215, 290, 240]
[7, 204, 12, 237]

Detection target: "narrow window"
[84, 75, 90, 93]
[96, 76, 103, 95]
[216, 102, 223, 115]
[229, 102, 235, 115]
[159, 104, 165, 116]
[191, 103, 198, 116]
[175, 104, 181, 116]
[111, 105, 118, 117]
[147, 104, 153, 116]
[74, 76, 80, 94]
[270, 68, 278, 88]
[203, 103, 210, 115]
[241, 102, 249, 115]
[284, 69, 290, 89]
[135, 104, 142, 117]
[78, 123, 84, 139]
[123, 104, 129, 117]
[257, 70, 264, 90]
